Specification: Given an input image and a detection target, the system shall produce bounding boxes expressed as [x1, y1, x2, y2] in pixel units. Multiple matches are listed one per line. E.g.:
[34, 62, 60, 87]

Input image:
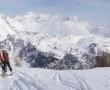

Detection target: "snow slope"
[0, 66, 110, 90]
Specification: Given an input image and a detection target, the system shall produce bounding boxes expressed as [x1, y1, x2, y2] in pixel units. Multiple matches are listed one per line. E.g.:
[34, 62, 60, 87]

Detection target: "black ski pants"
[2, 61, 12, 72]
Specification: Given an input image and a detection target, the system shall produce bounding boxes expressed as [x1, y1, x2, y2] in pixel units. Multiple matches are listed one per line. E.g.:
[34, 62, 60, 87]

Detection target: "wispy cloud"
[0, 0, 109, 24]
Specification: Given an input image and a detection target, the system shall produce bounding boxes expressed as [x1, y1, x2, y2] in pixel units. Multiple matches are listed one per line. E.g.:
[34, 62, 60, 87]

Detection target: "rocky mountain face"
[0, 31, 100, 69]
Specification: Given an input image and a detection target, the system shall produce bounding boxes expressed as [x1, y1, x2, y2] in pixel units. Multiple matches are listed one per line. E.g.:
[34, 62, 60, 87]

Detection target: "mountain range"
[0, 12, 110, 69]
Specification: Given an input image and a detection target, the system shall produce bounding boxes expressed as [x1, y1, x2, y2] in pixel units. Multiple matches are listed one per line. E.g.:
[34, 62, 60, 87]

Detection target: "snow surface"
[0, 66, 110, 90]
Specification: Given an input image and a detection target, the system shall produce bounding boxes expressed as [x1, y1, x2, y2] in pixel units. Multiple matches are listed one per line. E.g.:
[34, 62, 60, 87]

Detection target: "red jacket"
[1, 52, 9, 62]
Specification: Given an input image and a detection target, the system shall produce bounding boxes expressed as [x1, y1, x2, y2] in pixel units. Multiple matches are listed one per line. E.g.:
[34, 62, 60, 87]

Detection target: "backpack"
[2, 52, 9, 62]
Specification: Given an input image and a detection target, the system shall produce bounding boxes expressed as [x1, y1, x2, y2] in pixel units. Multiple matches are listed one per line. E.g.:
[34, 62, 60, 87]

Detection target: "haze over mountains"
[0, 12, 109, 37]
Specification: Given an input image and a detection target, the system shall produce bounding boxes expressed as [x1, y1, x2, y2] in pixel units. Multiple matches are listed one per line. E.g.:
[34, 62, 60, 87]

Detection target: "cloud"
[0, 0, 110, 25]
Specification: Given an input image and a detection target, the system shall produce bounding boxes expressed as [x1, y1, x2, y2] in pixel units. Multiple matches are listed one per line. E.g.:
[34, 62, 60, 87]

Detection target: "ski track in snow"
[9, 71, 44, 90]
[69, 72, 92, 90]
[5, 70, 92, 90]
[51, 71, 91, 90]
[54, 72, 80, 90]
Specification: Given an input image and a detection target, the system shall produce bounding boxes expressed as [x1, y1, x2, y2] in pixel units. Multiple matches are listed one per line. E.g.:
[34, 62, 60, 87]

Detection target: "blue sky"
[0, 0, 110, 24]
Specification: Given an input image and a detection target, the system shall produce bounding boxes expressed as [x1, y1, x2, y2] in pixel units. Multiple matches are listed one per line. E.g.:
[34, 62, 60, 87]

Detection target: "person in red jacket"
[0, 52, 6, 75]
[1, 50, 12, 74]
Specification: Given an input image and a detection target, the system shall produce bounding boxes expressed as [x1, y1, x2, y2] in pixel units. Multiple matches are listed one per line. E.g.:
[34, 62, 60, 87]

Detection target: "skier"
[1, 50, 13, 75]
[0, 52, 6, 77]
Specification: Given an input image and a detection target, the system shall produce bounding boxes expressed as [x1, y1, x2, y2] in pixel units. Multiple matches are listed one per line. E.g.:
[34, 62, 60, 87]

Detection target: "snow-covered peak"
[0, 15, 16, 41]
[0, 11, 92, 37]
[1, 11, 110, 38]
